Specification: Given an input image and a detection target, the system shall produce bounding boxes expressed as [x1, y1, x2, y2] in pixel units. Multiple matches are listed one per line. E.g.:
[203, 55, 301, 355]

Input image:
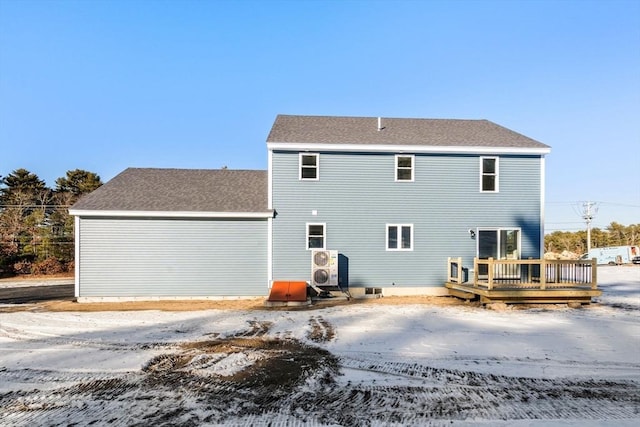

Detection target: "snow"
[1, 266, 639, 425]
[0, 277, 73, 289]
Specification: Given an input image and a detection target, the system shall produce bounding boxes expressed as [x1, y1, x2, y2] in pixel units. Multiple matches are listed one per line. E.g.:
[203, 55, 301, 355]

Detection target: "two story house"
[70, 114, 550, 301]
[267, 115, 550, 296]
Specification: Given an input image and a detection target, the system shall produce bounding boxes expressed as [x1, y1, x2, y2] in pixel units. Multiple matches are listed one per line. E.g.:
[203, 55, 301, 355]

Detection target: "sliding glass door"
[477, 229, 520, 276]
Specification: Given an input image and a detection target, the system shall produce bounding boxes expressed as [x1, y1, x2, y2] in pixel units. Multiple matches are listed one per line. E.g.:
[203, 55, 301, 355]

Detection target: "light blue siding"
[78, 217, 268, 297]
[272, 151, 543, 287]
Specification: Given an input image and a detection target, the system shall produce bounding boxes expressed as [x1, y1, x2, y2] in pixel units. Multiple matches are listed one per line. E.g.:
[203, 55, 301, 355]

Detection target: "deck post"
[487, 257, 494, 290]
[473, 258, 479, 288]
[457, 257, 463, 284]
[540, 258, 547, 290]
[591, 258, 598, 289]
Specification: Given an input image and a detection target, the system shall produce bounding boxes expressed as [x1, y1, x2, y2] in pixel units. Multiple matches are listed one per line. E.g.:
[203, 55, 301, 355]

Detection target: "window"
[480, 157, 499, 192]
[300, 153, 319, 180]
[306, 223, 325, 249]
[387, 224, 413, 251]
[395, 154, 414, 181]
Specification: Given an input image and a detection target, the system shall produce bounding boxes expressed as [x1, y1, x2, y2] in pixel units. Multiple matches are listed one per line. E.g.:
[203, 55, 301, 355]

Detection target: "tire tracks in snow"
[2, 348, 637, 426]
[306, 315, 335, 343]
[1, 318, 638, 425]
[229, 319, 273, 338]
[333, 356, 640, 423]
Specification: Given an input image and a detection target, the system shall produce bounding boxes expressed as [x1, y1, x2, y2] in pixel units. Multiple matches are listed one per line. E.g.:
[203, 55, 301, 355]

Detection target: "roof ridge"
[122, 167, 267, 173]
[276, 113, 489, 122]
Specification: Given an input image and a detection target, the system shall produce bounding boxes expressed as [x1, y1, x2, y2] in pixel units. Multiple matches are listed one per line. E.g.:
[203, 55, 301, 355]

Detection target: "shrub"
[31, 258, 65, 275]
[13, 260, 32, 275]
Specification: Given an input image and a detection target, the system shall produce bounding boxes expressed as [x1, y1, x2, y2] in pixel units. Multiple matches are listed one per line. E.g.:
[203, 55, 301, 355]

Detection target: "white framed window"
[386, 224, 413, 251]
[306, 223, 326, 250]
[480, 156, 499, 192]
[395, 154, 414, 182]
[299, 153, 319, 180]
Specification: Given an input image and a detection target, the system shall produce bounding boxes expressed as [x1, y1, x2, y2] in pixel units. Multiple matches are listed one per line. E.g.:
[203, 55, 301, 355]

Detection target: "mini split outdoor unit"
[311, 250, 339, 287]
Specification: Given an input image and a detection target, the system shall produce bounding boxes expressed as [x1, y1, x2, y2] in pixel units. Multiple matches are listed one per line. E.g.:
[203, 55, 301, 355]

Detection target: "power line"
[546, 221, 586, 224]
[599, 201, 640, 208]
[547, 200, 640, 209]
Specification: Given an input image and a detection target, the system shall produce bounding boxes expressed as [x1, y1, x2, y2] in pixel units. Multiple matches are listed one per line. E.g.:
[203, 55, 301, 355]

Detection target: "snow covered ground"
[0, 277, 73, 289]
[0, 266, 638, 426]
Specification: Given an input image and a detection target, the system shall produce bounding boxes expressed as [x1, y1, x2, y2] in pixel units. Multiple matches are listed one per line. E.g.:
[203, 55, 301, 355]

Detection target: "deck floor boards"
[446, 282, 602, 304]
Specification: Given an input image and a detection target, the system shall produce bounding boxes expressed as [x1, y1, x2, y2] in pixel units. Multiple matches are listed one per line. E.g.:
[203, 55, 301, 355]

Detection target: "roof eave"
[69, 209, 274, 219]
[266, 142, 551, 155]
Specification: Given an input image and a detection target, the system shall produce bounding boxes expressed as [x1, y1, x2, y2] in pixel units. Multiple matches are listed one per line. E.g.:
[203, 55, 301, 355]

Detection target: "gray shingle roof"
[71, 168, 269, 214]
[267, 115, 550, 149]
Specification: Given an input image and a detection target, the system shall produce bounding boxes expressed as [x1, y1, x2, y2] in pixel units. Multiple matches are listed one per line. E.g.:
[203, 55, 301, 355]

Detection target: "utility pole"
[581, 201, 598, 253]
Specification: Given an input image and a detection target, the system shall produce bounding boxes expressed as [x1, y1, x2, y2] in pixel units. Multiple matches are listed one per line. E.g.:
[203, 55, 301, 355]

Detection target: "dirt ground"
[0, 273, 567, 313]
[38, 294, 473, 312]
[0, 272, 475, 312]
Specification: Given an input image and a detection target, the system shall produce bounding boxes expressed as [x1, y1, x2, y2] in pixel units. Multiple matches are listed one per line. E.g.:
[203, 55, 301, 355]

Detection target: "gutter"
[68, 209, 275, 219]
[267, 142, 551, 156]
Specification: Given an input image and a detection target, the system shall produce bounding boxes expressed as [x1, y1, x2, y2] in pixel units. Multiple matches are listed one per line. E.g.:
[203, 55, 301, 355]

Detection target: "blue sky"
[1, 0, 638, 232]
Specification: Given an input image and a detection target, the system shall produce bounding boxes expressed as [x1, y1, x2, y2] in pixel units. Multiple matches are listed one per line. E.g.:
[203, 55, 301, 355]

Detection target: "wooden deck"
[445, 257, 602, 304]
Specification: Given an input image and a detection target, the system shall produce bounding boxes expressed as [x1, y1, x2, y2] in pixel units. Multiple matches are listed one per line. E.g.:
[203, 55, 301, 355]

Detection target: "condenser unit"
[311, 250, 338, 287]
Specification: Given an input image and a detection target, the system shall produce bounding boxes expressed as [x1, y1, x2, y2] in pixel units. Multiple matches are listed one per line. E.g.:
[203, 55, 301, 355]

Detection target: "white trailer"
[580, 245, 640, 265]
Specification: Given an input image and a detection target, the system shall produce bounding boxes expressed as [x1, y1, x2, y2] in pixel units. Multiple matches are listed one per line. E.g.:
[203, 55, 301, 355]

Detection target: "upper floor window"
[480, 157, 499, 192]
[300, 153, 319, 180]
[306, 223, 326, 249]
[395, 154, 414, 182]
[387, 224, 413, 251]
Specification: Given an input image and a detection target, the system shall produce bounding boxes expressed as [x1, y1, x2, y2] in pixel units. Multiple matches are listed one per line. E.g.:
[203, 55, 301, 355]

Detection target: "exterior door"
[477, 229, 520, 276]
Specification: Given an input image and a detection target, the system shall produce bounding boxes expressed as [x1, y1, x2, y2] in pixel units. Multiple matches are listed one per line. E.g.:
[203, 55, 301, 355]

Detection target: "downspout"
[267, 149, 273, 287]
[540, 156, 546, 258]
[74, 215, 80, 298]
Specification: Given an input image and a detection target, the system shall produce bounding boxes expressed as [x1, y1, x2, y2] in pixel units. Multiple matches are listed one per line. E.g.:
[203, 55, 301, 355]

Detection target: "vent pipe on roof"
[377, 117, 383, 131]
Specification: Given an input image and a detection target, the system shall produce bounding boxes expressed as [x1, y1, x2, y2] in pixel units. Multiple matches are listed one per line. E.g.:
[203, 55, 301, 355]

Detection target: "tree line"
[0, 168, 102, 276]
[544, 222, 640, 255]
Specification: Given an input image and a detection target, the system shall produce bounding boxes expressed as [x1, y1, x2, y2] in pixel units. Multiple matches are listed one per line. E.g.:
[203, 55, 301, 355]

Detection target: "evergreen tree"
[55, 169, 102, 199]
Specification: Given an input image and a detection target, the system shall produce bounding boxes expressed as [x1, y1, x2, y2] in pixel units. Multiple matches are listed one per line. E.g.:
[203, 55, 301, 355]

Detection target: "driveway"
[0, 278, 74, 304]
